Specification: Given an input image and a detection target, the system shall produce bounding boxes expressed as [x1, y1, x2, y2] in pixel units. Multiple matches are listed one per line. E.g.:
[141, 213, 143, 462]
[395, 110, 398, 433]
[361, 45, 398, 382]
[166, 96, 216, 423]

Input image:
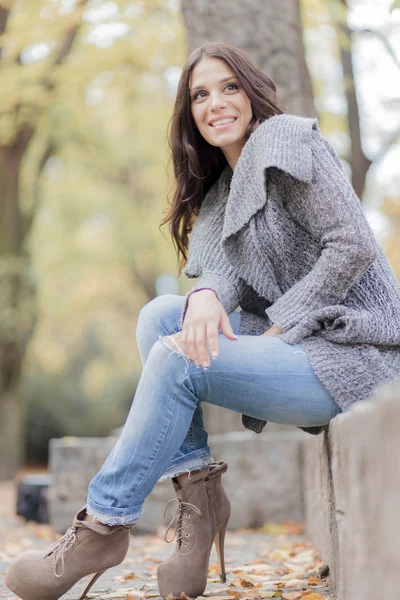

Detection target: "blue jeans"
[87, 294, 341, 525]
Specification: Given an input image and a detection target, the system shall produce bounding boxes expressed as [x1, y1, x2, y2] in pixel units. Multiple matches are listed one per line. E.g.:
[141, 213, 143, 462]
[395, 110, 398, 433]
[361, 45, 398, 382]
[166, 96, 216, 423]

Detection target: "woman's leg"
[135, 294, 239, 481]
[87, 323, 341, 525]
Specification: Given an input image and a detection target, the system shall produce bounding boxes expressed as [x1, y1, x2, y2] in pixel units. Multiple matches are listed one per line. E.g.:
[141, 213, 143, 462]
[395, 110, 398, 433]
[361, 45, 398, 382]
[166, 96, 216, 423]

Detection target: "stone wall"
[303, 381, 400, 600]
[48, 428, 308, 534]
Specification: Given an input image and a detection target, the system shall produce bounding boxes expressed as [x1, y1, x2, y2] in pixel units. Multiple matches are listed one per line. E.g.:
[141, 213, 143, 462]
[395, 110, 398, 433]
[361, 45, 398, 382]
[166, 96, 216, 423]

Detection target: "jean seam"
[113, 383, 179, 503]
[118, 371, 196, 504]
[190, 370, 319, 378]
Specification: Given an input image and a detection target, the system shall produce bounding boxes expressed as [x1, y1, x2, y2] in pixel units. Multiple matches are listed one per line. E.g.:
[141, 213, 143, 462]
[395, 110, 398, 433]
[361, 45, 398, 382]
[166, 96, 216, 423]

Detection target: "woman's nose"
[208, 91, 227, 111]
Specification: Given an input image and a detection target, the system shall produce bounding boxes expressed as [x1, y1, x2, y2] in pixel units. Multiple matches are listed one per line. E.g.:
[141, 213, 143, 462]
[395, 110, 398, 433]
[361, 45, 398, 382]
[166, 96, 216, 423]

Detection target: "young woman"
[7, 42, 400, 600]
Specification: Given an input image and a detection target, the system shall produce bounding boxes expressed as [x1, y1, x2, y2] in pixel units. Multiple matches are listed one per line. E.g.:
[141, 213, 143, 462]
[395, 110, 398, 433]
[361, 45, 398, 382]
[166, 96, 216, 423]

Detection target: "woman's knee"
[136, 294, 185, 343]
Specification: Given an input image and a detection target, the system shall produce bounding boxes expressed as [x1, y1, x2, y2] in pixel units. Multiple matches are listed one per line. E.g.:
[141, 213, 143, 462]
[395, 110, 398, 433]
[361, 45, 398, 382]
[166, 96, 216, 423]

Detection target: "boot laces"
[163, 498, 202, 546]
[44, 526, 77, 577]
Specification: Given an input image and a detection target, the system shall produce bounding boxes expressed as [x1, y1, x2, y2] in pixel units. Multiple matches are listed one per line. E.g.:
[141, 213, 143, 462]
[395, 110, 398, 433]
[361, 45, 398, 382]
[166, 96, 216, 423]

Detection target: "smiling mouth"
[209, 117, 237, 129]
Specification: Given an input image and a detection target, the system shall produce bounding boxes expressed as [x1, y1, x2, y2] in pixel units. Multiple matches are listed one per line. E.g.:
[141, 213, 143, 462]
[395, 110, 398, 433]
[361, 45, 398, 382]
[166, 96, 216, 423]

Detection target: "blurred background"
[0, 0, 399, 480]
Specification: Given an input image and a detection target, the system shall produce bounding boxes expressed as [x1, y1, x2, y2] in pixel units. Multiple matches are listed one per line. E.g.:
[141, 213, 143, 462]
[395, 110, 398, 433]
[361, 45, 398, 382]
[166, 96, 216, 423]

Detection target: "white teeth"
[211, 117, 236, 127]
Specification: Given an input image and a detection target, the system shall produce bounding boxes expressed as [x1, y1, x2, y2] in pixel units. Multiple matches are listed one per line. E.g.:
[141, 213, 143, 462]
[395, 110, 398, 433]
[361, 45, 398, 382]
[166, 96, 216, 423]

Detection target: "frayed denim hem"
[158, 453, 214, 482]
[86, 504, 143, 526]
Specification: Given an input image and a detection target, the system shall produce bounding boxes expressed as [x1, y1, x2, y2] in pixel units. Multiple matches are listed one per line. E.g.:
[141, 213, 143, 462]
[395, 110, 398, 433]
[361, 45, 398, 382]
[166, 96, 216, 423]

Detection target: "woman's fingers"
[184, 327, 198, 364]
[206, 320, 220, 359]
[163, 308, 236, 368]
[194, 324, 210, 367]
[164, 326, 215, 367]
[220, 311, 238, 341]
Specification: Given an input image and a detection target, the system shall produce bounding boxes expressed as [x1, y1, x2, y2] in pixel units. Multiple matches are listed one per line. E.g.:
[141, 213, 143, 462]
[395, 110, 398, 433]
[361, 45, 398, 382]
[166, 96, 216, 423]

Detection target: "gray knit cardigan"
[181, 114, 400, 436]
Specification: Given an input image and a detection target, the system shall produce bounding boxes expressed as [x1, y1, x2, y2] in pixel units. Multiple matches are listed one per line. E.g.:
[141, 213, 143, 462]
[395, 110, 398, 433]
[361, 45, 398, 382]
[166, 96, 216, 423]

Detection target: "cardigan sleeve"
[265, 129, 378, 339]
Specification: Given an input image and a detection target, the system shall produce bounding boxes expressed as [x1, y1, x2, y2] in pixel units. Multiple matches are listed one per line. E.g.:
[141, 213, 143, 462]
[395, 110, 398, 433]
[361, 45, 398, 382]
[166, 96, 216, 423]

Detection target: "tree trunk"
[0, 3, 87, 479]
[182, 0, 316, 116]
[182, 0, 316, 434]
[0, 146, 28, 480]
[0, 389, 24, 480]
[336, 0, 371, 200]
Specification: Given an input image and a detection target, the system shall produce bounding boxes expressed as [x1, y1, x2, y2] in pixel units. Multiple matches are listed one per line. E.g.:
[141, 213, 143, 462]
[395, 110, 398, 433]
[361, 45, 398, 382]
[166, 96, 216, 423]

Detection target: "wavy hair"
[161, 42, 286, 272]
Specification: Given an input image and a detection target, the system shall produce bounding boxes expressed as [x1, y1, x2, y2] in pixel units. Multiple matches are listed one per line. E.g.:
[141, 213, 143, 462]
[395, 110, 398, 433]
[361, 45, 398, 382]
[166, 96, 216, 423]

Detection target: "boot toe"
[6, 551, 53, 600]
[157, 558, 207, 599]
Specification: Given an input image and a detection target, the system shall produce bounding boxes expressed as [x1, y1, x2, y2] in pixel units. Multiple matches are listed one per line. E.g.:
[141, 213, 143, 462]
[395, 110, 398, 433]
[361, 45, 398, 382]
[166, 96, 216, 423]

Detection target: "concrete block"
[335, 385, 400, 600]
[209, 430, 307, 529]
[302, 430, 335, 575]
[48, 430, 307, 534]
[302, 381, 400, 600]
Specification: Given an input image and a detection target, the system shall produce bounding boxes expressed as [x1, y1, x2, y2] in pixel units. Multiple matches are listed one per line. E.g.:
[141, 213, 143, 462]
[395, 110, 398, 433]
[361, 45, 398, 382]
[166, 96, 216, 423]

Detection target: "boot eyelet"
[185, 542, 189, 546]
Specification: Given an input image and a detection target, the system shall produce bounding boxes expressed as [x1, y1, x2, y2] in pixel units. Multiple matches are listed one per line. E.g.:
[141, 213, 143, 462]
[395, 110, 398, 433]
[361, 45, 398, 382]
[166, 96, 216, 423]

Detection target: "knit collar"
[221, 113, 319, 241]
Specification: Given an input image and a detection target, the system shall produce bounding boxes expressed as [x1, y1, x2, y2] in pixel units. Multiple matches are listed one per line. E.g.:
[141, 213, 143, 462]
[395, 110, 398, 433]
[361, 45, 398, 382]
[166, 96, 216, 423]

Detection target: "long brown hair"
[161, 42, 286, 273]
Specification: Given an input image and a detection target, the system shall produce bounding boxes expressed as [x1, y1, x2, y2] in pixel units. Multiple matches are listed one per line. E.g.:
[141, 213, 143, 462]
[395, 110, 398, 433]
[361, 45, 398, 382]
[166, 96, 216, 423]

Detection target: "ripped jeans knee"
[158, 333, 191, 373]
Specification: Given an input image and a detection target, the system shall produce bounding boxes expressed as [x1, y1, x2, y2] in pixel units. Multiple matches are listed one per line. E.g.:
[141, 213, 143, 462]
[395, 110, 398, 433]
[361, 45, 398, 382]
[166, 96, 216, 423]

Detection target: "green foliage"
[0, 0, 187, 459]
[390, 0, 400, 12]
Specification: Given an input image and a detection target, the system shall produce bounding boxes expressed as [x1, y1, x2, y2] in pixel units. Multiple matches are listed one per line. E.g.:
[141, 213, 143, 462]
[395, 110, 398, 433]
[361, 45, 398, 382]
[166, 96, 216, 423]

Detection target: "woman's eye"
[192, 83, 238, 101]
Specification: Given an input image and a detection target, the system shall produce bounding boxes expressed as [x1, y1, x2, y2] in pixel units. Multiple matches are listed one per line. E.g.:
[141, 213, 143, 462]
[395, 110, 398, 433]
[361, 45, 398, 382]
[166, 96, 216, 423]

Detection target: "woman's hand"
[262, 323, 283, 336]
[162, 290, 237, 368]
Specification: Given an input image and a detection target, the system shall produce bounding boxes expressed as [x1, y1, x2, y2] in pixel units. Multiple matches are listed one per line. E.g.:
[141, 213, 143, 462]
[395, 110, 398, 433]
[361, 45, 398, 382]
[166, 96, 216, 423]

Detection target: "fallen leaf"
[284, 580, 306, 589]
[259, 522, 305, 536]
[300, 594, 324, 600]
[306, 578, 323, 585]
[280, 572, 305, 582]
[282, 594, 302, 600]
[243, 591, 265, 599]
[231, 578, 259, 589]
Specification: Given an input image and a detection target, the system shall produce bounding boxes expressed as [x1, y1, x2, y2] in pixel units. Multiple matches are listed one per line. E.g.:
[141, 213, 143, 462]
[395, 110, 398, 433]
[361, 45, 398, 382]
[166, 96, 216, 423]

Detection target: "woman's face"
[189, 57, 253, 165]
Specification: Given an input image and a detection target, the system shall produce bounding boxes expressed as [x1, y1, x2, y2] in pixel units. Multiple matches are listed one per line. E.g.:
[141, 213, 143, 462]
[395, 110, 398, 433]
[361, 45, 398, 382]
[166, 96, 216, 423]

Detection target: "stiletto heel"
[78, 569, 108, 600]
[214, 522, 228, 582]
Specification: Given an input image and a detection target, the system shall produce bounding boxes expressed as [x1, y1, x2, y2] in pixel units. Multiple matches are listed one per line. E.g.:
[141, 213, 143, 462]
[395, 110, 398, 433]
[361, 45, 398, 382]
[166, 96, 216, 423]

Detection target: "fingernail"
[202, 361, 209, 368]
[233, 335, 238, 340]
[211, 351, 218, 359]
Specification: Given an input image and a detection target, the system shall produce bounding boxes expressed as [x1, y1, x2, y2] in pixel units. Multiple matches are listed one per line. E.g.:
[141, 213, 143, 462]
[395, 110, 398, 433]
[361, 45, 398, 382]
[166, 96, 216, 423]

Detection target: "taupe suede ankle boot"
[5, 506, 134, 600]
[157, 460, 231, 599]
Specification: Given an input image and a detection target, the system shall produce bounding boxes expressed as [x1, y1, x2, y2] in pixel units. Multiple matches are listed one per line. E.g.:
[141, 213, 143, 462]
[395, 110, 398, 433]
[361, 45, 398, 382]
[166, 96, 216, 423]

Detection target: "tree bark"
[182, 0, 316, 116]
[0, 145, 27, 479]
[182, 0, 316, 434]
[336, 0, 371, 200]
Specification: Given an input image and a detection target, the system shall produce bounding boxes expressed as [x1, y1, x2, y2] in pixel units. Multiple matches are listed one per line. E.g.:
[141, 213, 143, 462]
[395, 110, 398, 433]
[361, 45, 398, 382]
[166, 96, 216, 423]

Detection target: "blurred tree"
[0, 0, 89, 479]
[328, 0, 400, 198]
[0, 0, 184, 477]
[328, 0, 371, 198]
[181, 0, 317, 117]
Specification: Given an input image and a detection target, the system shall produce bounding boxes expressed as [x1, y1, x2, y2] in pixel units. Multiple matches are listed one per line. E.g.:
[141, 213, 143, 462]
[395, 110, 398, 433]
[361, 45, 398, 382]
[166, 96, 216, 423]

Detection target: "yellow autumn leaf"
[307, 578, 323, 585]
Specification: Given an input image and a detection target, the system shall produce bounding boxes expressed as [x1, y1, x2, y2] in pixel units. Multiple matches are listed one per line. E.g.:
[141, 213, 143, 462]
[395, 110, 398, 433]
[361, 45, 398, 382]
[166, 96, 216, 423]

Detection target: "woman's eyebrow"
[190, 76, 238, 93]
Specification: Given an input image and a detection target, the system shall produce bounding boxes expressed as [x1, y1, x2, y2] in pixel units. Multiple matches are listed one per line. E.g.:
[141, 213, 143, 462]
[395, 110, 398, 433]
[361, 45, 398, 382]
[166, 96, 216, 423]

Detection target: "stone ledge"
[302, 381, 400, 600]
[48, 429, 308, 534]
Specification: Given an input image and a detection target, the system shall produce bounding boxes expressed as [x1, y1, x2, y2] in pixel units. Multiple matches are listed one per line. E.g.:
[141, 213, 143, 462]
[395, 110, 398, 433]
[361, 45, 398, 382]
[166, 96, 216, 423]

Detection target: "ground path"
[0, 481, 333, 600]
